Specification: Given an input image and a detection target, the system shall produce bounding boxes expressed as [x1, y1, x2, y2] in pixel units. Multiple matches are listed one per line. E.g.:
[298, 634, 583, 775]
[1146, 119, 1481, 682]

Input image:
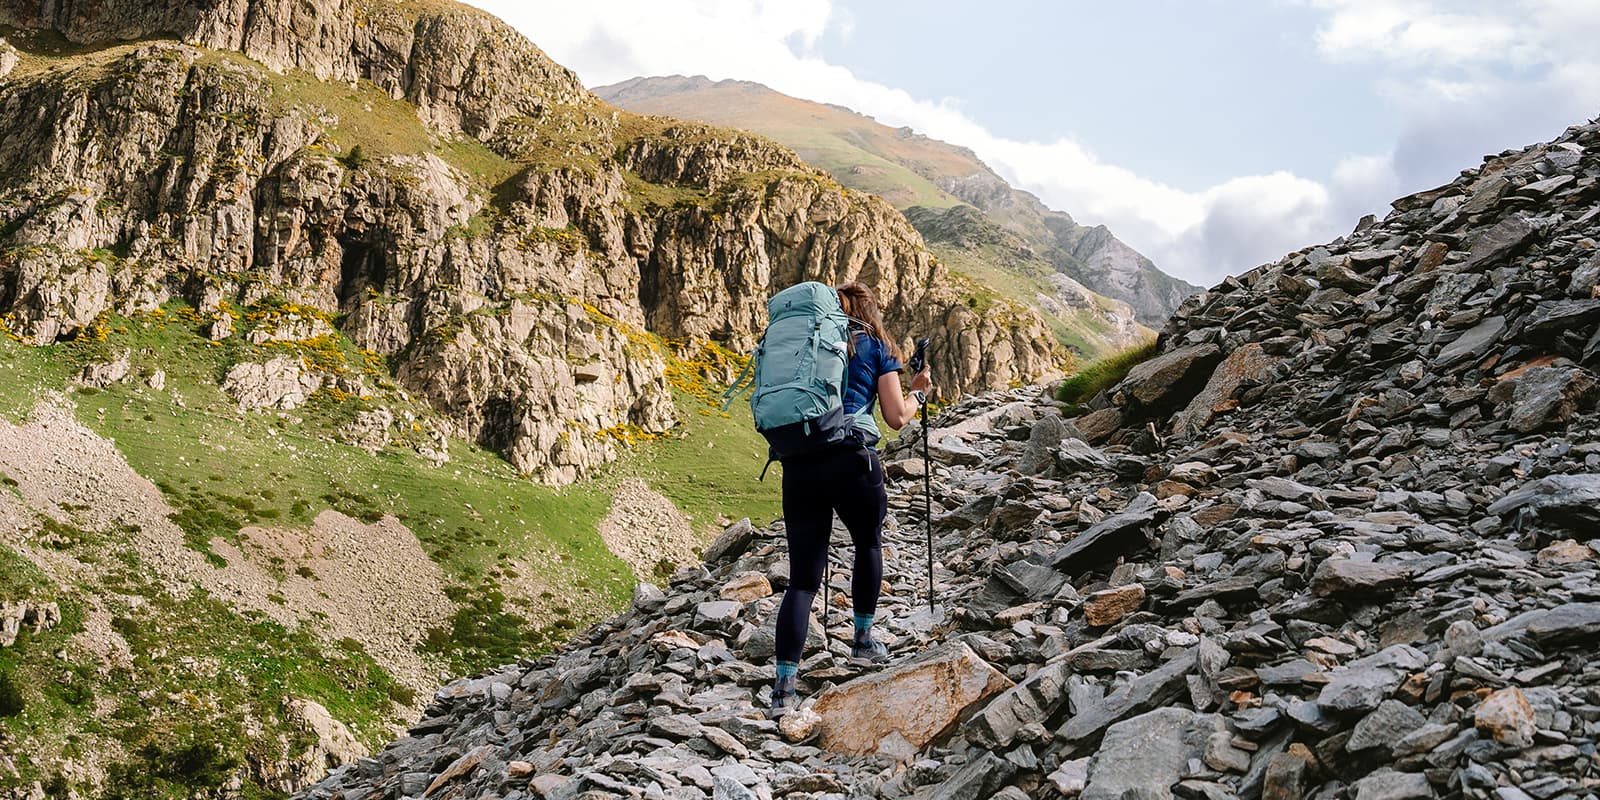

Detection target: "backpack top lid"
[768, 281, 843, 323]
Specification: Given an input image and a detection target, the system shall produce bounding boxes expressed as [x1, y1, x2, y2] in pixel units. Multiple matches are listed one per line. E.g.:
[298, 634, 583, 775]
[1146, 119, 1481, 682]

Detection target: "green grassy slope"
[0, 305, 783, 797]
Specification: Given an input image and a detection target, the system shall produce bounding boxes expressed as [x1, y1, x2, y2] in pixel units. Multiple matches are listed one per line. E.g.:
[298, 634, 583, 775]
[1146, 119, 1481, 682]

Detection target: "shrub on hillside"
[0, 669, 23, 717]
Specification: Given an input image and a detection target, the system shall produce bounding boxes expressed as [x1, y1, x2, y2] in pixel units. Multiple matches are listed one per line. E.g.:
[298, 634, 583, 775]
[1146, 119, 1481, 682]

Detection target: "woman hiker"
[769, 281, 934, 718]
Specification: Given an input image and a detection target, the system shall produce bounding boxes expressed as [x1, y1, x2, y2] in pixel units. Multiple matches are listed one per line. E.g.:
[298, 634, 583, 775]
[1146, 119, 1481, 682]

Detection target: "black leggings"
[775, 446, 887, 663]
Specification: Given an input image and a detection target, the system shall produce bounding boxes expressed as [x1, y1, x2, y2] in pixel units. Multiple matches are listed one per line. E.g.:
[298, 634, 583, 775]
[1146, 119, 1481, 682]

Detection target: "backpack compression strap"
[718, 348, 758, 412]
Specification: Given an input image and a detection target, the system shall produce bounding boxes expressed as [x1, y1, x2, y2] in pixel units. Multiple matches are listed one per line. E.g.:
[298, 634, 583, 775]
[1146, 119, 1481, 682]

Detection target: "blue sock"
[853, 614, 874, 641]
[776, 661, 798, 684]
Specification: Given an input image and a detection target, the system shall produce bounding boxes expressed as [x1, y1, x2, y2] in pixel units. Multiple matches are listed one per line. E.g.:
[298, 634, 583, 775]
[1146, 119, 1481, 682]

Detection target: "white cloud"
[468, 0, 1600, 288]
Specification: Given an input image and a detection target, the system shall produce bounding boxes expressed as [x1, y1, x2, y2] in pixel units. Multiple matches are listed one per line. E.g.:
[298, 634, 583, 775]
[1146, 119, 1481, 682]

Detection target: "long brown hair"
[836, 282, 905, 363]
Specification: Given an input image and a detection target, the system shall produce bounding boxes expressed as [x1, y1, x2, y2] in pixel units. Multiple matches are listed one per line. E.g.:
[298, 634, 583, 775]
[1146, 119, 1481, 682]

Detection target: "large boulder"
[1113, 343, 1223, 416]
[811, 642, 1013, 757]
[1170, 342, 1277, 435]
[222, 357, 324, 411]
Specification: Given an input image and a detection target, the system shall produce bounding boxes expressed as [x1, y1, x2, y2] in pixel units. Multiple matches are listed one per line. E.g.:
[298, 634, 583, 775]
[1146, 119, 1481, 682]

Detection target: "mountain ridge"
[596, 74, 1202, 329]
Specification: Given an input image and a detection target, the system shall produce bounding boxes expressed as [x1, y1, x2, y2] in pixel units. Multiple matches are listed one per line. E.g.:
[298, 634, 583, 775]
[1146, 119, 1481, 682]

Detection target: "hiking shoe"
[850, 634, 889, 665]
[768, 677, 798, 719]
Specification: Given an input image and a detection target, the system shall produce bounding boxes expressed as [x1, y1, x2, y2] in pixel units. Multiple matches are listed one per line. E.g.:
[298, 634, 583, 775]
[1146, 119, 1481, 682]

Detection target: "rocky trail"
[301, 120, 1600, 800]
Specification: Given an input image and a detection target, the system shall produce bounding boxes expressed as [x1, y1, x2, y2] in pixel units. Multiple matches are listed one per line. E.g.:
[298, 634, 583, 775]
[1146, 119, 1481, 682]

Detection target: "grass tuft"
[1054, 339, 1160, 409]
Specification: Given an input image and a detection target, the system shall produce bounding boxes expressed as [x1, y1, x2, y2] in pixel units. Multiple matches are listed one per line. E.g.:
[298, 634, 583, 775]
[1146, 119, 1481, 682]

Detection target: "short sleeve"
[876, 341, 903, 377]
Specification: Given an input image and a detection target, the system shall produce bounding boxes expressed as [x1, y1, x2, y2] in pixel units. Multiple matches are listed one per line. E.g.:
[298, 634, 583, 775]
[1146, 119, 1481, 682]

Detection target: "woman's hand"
[879, 368, 933, 430]
[910, 367, 932, 395]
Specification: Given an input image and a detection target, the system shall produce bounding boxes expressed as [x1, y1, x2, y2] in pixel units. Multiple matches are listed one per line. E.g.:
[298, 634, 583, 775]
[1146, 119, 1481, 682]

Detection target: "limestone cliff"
[0, 0, 1061, 484]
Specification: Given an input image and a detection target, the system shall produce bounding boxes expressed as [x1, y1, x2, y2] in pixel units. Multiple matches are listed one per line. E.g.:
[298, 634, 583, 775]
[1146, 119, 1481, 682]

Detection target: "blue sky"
[815, 1, 1392, 191]
[478, 0, 1600, 286]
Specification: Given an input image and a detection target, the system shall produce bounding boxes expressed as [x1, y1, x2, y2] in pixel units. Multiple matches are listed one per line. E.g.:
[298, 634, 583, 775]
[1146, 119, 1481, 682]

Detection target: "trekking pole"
[908, 338, 934, 615]
[823, 554, 831, 638]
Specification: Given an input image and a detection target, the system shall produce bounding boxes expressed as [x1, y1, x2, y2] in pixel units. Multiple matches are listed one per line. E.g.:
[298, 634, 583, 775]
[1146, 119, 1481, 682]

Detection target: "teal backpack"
[723, 281, 858, 476]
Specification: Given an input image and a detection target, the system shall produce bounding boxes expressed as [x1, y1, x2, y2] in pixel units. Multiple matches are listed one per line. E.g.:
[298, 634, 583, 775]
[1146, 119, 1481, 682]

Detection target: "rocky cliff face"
[303, 120, 1600, 800]
[0, 0, 1059, 485]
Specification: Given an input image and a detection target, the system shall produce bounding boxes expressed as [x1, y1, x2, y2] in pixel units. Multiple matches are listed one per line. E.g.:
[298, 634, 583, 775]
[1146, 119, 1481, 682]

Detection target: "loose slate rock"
[1050, 493, 1165, 574]
[1317, 645, 1426, 715]
[1475, 687, 1536, 747]
[1082, 707, 1203, 800]
[1487, 474, 1600, 532]
[703, 518, 756, 564]
[1310, 559, 1411, 598]
[1351, 770, 1434, 800]
[1524, 602, 1600, 645]
[1346, 700, 1427, 752]
[1083, 584, 1146, 626]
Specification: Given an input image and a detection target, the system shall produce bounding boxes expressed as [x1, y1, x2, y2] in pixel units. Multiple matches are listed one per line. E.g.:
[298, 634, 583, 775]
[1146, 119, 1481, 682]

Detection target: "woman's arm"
[877, 368, 933, 430]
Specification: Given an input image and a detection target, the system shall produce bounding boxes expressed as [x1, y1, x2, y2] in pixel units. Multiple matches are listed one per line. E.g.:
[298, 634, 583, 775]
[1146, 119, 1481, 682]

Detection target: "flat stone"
[1060, 650, 1197, 742]
[1434, 315, 1506, 368]
[1310, 559, 1411, 598]
[1352, 770, 1434, 800]
[647, 713, 703, 740]
[966, 661, 1071, 749]
[1317, 645, 1426, 715]
[1460, 214, 1537, 270]
[1049, 493, 1164, 575]
[929, 435, 984, 466]
[1487, 474, 1600, 533]
[1392, 723, 1459, 757]
[992, 559, 1068, 600]
[1257, 659, 1320, 686]
[718, 572, 772, 602]
[1083, 584, 1146, 626]
[1057, 438, 1113, 472]
[811, 642, 1013, 756]
[694, 601, 741, 628]
[703, 518, 756, 564]
[927, 750, 1016, 800]
[1347, 699, 1427, 752]
[1250, 477, 1324, 504]
[1520, 298, 1600, 340]
[1082, 707, 1203, 800]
